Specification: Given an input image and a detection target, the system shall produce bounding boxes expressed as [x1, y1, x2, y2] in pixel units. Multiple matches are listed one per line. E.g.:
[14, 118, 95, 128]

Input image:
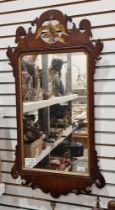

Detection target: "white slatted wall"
[0, 0, 115, 209]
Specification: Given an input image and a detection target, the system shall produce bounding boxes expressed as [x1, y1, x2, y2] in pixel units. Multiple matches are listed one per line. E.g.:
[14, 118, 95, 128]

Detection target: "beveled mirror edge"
[6, 9, 105, 198]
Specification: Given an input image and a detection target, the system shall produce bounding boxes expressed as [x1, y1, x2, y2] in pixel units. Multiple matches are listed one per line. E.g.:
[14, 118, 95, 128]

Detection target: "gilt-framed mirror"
[7, 9, 105, 197]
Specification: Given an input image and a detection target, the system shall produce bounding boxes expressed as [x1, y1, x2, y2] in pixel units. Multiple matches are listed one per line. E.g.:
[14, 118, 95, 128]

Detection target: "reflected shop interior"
[20, 51, 89, 175]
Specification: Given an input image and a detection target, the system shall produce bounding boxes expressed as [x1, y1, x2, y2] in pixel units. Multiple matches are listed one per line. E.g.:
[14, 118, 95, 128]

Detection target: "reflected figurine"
[21, 55, 40, 101]
[51, 58, 65, 96]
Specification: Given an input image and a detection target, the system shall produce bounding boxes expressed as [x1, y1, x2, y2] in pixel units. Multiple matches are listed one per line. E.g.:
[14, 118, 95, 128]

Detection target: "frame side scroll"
[7, 9, 105, 198]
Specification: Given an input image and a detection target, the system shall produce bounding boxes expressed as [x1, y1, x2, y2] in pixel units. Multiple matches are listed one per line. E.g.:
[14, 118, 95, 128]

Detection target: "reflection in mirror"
[20, 51, 89, 175]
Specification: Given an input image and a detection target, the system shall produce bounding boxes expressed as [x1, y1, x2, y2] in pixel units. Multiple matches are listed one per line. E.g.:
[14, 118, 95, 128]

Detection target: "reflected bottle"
[72, 158, 88, 174]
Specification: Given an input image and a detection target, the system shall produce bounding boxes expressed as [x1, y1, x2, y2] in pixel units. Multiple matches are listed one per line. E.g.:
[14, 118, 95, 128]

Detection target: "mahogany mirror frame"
[6, 9, 105, 198]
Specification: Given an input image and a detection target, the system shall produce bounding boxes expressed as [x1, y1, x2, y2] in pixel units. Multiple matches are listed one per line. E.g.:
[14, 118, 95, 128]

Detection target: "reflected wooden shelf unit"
[23, 94, 78, 113]
[72, 133, 87, 139]
[25, 125, 77, 168]
[72, 133, 88, 148]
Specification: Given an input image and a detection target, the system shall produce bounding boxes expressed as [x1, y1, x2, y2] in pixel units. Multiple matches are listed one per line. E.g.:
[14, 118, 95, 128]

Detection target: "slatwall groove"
[0, 0, 16, 3]
[0, 203, 37, 210]
[96, 65, 115, 68]
[0, 21, 31, 27]
[96, 143, 115, 146]
[95, 38, 115, 42]
[98, 156, 115, 160]
[95, 118, 115, 121]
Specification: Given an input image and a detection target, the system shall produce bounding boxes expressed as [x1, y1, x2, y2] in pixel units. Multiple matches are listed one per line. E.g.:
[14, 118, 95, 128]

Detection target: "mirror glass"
[20, 51, 89, 176]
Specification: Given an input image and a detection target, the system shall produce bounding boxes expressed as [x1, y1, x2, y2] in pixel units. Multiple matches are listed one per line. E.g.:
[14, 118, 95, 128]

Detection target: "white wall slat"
[97, 54, 115, 67]
[0, 96, 15, 105]
[99, 158, 115, 171]
[94, 94, 115, 106]
[0, 61, 12, 71]
[95, 107, 115, 119]
[92, 27, 115, 40]
[94, 67, 115, 80]
[0, 84, 15, 94]
[0, 151, 15, 161]
[95, 120, 115, 132]
[0, 206, 29, 210]
[0, 129, 17, 139]
[92, 184, 115, 197]
[1, 162, 13, 172]
[0, 23, 31, 38]
[0, 140, 16, 150]
[0, 107, 16, 117]
[94, 81, 115, 93]
[75, 12, 115, 28]
[95, 132, 115, 145]
[2, 173, 22, 184]
[0, 73, 14, 83]
[0, 49, 8, 59]
[102, 171, 115, 184]
[96, 145, 115, 158]
[0, 118, 16, 128]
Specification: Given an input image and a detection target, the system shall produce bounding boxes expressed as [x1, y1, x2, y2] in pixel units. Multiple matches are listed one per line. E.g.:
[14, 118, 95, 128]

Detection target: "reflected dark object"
[23, 114, 43, 144]
[51, 58, 64, 72]
[68, 140, 84, 157]
[51, 140, 84, 157]
[21, 60, 36, 87]
[51, 58, 65, 96]
[50, 104, 70, 128]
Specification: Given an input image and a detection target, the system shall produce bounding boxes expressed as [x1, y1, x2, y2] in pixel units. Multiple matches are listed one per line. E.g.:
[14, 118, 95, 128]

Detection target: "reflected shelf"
[24, 125, 77, 168]
[23, 94, 78, 113]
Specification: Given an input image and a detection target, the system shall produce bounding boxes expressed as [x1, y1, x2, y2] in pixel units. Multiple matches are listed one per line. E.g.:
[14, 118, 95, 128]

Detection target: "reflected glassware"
[72, 159, 88, 174]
